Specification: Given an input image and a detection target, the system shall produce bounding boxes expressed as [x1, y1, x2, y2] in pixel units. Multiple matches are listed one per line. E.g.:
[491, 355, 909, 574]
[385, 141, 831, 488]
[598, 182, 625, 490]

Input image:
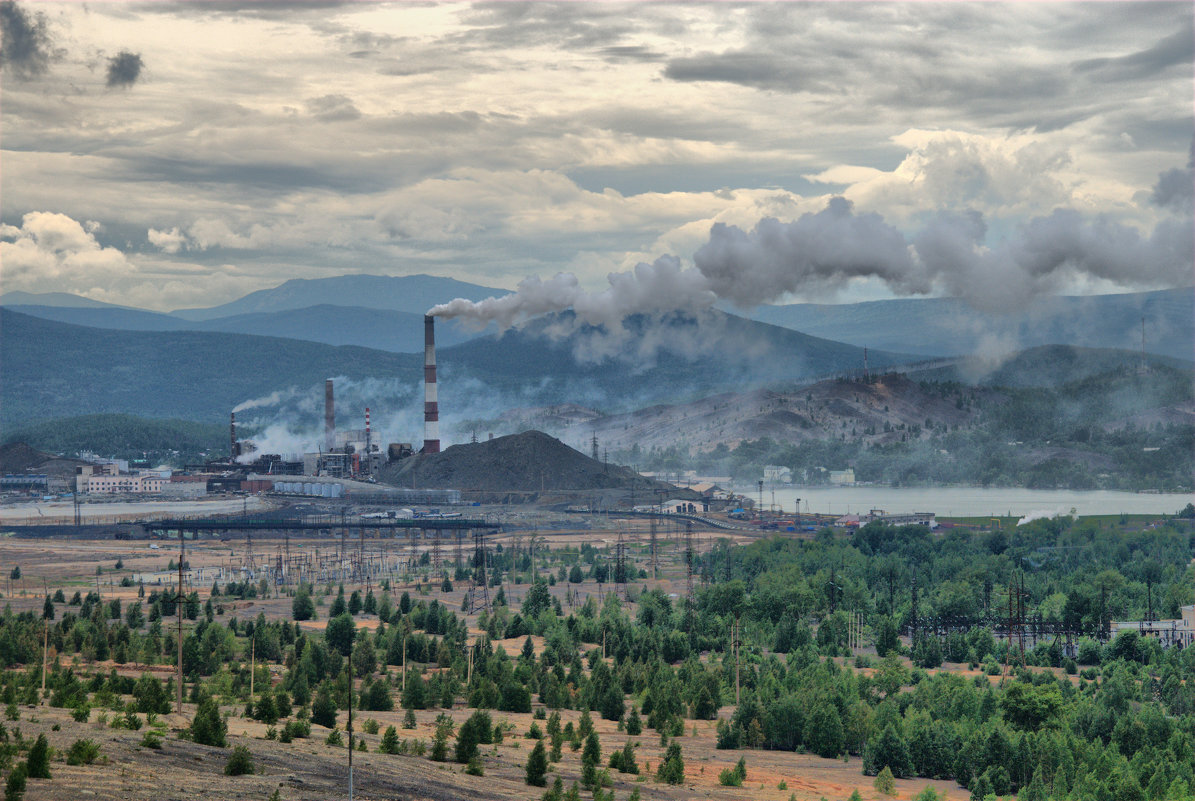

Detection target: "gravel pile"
[378, 429, 677, 493]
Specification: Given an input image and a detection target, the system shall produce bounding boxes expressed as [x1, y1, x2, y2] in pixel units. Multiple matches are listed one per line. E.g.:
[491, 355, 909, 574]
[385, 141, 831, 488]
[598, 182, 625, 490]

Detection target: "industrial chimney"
[325, 379, 335, 452]
[230, 411, 239, 462]
[423, 315, 440, 453]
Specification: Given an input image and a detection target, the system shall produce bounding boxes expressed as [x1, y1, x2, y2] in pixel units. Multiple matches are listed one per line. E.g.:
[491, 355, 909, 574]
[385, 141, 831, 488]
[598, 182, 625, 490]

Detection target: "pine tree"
[26, 736, 50, 779]
[292, 587, 315, 621]
[4, 762, 26, 801]
[379, 725, 399, 754]
[656, 742, 684, 785]
[330, 587, 347, 617]
[224, 745, 254, 776]
[581, 731, 601, 788]
[807, 702, 844, 758]
[254, 689, 278, 725]
[525, 739, 548, 786]
[190, 695, 227, 747]
[874, 766, 896, 796]
[311, 685, 337, 729]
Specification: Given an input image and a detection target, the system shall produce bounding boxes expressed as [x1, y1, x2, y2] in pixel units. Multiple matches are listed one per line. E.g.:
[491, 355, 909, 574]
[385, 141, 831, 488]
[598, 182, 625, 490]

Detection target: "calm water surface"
[735, 486, 1193, 518]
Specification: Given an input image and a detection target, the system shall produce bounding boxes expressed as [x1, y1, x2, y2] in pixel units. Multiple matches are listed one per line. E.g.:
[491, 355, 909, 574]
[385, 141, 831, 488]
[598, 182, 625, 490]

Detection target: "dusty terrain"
[12, 695, 969, 801]
[0, 525, 972, 801]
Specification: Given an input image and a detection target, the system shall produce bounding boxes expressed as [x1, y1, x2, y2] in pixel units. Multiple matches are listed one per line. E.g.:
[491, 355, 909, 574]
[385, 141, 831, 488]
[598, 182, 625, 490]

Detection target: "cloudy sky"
[1, 1, 1192, 311]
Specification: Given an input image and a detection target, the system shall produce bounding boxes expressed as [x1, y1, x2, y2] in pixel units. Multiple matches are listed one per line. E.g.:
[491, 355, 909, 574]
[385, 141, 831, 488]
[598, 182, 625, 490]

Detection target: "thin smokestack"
[230, 411, 238, 462]
[325, 379, 335, 452]
[365, 407, 372, 465]
[423, 315, 440, 454]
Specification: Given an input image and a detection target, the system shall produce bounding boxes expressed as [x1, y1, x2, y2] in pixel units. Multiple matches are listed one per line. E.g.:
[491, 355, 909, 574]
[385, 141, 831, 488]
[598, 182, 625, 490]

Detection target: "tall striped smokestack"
[230, 412, 238, 462]
[423, 314, 440, 453]
[325, 379, 335, 452]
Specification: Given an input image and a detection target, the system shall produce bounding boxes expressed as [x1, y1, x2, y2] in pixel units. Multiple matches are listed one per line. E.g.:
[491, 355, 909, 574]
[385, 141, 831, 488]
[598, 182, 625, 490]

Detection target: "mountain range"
[0, 274, 507, 351]
[0, 306, 910, 430]
[745, 288, 1193, 361]
[4, 276, 1190, 359]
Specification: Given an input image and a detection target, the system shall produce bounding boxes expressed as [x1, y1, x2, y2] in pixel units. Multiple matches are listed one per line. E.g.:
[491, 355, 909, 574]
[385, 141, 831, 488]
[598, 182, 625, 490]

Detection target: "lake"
[737, 486, 1193, 519]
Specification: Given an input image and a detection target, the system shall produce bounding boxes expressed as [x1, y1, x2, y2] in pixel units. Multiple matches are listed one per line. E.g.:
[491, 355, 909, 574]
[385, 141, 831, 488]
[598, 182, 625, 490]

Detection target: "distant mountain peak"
[169, 273, 508, 320]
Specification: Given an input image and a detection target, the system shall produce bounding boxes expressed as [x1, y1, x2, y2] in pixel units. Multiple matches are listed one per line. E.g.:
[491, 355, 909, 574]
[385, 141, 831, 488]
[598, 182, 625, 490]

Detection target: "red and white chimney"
[230, 411, 239, 461]
[423, 315, 440, 453]
[325, 379, 335, 452]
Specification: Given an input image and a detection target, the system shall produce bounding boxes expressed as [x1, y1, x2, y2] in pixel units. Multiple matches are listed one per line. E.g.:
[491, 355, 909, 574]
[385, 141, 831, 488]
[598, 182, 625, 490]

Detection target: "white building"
[763, 465, 793, 483]
[829, 468, 856, 486]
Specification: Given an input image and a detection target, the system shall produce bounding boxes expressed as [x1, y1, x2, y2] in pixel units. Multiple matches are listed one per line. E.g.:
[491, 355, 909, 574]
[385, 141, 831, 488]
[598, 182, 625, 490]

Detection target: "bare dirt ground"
[15, 698, 969, 801]
[0, 529, 972, 801]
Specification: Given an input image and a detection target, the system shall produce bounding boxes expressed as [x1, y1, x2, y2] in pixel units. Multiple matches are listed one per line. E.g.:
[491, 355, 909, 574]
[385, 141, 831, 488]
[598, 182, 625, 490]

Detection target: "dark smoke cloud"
[106, 50, 143, 88]
[0, 0, 56, 79]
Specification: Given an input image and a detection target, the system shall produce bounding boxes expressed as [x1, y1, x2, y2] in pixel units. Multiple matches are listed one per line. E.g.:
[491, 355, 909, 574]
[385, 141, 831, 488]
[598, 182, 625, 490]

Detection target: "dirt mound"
[378, 430, 678, 493]
[0, 441, 90, 480]
[0, 441, 54, 472]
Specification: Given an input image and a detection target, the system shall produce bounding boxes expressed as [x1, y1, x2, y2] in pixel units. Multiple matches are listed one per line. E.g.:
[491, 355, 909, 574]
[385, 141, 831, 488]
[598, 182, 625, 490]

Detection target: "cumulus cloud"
[0, 0, 57, 79]
[0, 211, 132, 290]
[105, 50, 143, 88]
[808, 130, 1074, 222]
[0, 211, 262, 310]
[147, 226, 187, 254]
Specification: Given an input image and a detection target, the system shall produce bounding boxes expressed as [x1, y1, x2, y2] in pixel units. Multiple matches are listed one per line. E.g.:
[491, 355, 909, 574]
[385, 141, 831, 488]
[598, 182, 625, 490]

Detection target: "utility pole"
[41, 620, 48, 702]
[733, 614, 740, 706]
[649, 519, 658, 579]
[177, 532, 185, 716]
[347, 649, 354, 801]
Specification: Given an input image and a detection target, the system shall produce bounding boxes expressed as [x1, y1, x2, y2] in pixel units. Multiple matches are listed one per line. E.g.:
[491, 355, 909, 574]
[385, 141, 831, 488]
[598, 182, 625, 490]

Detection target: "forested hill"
[0, 308, 911, 429]
[0, 309, 421, 428]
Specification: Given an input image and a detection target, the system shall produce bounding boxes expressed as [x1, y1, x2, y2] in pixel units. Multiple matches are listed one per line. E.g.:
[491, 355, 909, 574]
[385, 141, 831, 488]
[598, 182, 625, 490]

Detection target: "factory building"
[1110, 605, 1195, 649]
[76, 463, 168, 494]
[301, 385, 385, 479]
[225, 317, 440, 483]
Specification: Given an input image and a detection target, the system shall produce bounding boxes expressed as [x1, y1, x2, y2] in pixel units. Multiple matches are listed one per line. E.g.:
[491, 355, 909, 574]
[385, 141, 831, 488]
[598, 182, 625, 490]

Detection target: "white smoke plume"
[428, 197, 1192, 327]
[430, 255, 715, 329]
[1016, 508, 1069, 526]
[233, 388, 303, 413]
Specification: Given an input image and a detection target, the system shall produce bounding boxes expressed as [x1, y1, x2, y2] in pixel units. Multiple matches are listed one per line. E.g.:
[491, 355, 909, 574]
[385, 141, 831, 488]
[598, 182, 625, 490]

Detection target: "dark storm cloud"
[106, 50, 143, 88]
[1074, 26, 1194, 81]
[0, 0, 58, 79]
